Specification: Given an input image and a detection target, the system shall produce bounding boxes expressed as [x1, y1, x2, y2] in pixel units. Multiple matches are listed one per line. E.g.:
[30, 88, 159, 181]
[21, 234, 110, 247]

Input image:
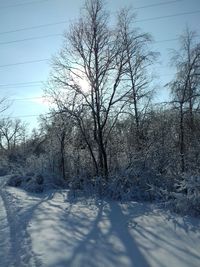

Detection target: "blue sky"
[0, 0, 200, 131]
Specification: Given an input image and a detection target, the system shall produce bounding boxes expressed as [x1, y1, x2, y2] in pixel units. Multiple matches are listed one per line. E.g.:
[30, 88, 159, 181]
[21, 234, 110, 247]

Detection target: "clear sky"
[0, 0, 200, 131]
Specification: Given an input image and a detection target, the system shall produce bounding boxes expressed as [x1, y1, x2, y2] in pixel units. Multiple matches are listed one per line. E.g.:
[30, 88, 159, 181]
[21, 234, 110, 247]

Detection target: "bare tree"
[117, 8, 157, 152]
[46, 0, 132, 176]
[0, 118, 26, 152]
[170, 28, 200, 172]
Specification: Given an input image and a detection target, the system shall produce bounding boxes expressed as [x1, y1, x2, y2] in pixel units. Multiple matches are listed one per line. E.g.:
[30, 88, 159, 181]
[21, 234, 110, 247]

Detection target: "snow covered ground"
[0, 176, 200, 267]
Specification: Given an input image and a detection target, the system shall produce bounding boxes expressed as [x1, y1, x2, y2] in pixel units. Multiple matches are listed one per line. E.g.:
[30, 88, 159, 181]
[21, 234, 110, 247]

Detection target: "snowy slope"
[0, 177, 200, 267]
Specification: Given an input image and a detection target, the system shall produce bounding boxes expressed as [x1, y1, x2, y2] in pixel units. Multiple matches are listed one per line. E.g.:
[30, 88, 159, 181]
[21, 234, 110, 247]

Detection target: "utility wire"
[1, 9, 199, 36]
[0, 34, 177, 46]
[0, 81, 43, 87]
[0, 32, 199, 48]
[0, 32, 199, 70]
[0, 73, 174, 89]
[136, 10, 200, 23]
[1, 85, 44, 89]
[0, 73, 174, 94]
[0, 59, 173, 69]
[155, 34, 200, 43]
[0, 0, 182, 10]
[0, 21, 68, 35]
[0, 33, 62, 45]
[133, 0, 183, 10]
[0, 0, 55, 9]
[0, 59, 49, 68]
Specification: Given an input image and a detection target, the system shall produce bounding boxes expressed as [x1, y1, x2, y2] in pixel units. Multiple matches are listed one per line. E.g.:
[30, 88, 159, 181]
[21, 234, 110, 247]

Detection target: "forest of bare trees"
[1, 0, 200, 214]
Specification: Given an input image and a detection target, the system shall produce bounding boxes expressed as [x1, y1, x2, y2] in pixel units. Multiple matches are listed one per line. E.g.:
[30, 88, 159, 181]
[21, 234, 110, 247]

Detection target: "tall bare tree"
[46, 0, 133, 176]
[117, 8, 156, 152]
[170, 28, 200, 172]
[46, 0, 157, 177]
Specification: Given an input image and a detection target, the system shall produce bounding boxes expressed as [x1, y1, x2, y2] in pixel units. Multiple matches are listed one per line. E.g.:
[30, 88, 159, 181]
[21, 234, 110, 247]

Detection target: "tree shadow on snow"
[44, 199, 151, 267]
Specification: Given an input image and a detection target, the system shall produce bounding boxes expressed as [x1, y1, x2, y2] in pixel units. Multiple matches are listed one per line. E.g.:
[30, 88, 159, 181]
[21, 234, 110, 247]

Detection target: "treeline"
[0, 0, 200, 214]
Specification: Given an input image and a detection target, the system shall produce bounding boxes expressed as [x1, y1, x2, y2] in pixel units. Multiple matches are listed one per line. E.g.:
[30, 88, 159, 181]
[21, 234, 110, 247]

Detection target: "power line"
[0, 60, 182, 71]
[155, 34, 200, 43]
[0, 20, 68, 35]
[0, 60, 175, 70]
[0, 59, 49, 68]
[1, 8, 199, 36]
[0, 0, 182, 10]
[0, 33, 62, 45]
[136, 10, 200, 23]
[0, 35, 195, 69]
[0, 34, 178, 46]
[0, 32, 199, 48]
[133, 0, 183, 10]
[0, 32, 199, 70]
[0, 32, 199, 50]
[0, 0, 55, 9]
[0, 81, 43, 87]
[0, 70, 176, 89]
[0, 34, 181, 46]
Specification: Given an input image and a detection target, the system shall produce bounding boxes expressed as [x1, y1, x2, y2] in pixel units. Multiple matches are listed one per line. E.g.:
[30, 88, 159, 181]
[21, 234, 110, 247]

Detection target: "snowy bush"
[149, 174, 200, 216]
[106, 168, 155, 201]
[66, 167, 158, 201]
[68, 174, 97, 195]
[7, 171, 68, 193]
[25, 154, 48, 174]
[0, 156, 10, 176]
[171, 175, 200, 216]
[7, 173, 44, 193]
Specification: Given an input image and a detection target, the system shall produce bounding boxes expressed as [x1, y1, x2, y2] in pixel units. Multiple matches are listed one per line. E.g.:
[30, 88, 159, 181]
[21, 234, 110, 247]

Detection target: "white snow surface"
[0, 176, 200, 267]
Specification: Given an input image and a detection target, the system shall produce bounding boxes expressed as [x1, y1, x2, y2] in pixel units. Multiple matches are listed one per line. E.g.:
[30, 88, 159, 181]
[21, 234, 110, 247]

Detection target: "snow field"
[0, 182, 200, 267]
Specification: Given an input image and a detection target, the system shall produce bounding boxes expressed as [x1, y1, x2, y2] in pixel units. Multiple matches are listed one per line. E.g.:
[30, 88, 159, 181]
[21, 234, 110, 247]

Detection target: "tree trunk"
[60, 131, 66, 180]
[180, 103, 185, 173]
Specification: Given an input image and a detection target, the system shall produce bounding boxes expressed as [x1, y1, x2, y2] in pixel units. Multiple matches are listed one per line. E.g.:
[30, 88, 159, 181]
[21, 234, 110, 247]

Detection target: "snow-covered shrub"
[25, 154, 48, 174]
[7, 173, 44, 193]
[66, 166, 162, 201]
[172, 175, 200, 216]
[7, 171, 69, 193]
[103, 166, 159, 201]
[68, 173, 96, 195]
[0, 155, 10, 176]
[7, 175, 23, 187]
[149, 174, 200, 216]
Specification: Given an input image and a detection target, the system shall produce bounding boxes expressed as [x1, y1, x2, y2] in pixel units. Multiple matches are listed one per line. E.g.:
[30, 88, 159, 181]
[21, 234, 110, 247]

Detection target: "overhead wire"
[0, 81, 43, 87]
[0, 0, 183, 10]
[0, 21, 68, 35]
[132, 0, 183, 10]
[0, 33, 62, 45]
[0, 0, 56, 9]
[0, 8, 199, 36]
[0, 0, 198, 121]
[135, 10, 200, 23]
[0, 59, 49, 68]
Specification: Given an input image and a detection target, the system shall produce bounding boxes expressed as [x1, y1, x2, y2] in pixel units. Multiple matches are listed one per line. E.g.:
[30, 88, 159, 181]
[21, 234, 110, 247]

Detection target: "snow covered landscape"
[1, 175, 200, 267]
[1, 0, 200, 266]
